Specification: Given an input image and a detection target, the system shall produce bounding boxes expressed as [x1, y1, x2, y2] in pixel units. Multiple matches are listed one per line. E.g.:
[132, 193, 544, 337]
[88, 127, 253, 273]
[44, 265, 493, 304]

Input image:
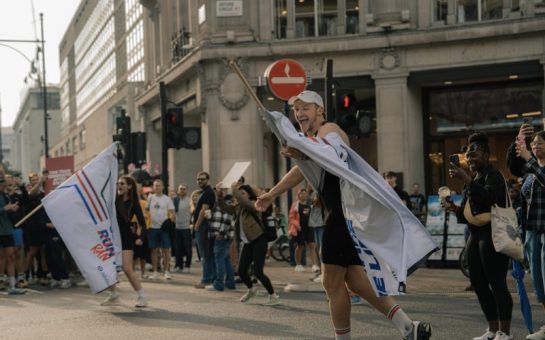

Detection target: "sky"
[0, 1, 80, 127]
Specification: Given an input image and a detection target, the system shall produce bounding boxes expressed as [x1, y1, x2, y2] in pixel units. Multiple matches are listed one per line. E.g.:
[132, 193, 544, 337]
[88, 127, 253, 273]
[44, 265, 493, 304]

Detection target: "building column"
[373, 67, 425, 192]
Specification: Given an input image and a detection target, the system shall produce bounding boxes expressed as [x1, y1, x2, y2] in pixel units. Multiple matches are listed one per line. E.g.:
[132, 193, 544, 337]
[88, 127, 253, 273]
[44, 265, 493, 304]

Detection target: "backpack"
[248, 208, 277, 242]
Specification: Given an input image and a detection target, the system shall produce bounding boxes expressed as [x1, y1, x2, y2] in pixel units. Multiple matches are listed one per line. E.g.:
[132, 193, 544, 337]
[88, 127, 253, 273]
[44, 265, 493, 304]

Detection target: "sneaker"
[8, 287, 26, 295]
[172, 267, 182, 273]
[39, 278, 49, 286]
[164, 271, 172, 280]
[49, 280, 61, 289]
[294, 265, 305, 273]
[145, 263, 152, 271]
[311, 264, 320, 273]
[135, 296, 148, 308]
[350, 295, 363, 305]
[148, 272, 159, 280]
[60, 279, 72, 289]
[527, 327, 545, 340]
[16, 279, 29, 289]
[205, 284, 223, 292]
[263, 293, 280, 306]
[101, 291, 120, 306]
[194, 282, 206, 289]
[313, 274, 322, 283]
[403, 321, 432, 340]
[182, 267, 190, 273]
[473, 329, 495, 340]
[240, 287, 257, 303]
[494, 331, 513, 340]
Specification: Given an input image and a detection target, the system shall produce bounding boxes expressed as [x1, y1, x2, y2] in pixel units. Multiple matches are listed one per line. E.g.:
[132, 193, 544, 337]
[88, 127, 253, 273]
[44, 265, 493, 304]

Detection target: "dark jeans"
[238, 234, 274, 294]
[175, 229, 192, 269]
[45, 229, 68, 281]
[467, 227, 513, 322]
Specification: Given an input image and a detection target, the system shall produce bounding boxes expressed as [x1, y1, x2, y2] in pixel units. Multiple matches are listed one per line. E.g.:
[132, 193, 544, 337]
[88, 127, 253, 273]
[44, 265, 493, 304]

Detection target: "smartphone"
[449, 154, 460, 167]
[523, 117, 532, 126]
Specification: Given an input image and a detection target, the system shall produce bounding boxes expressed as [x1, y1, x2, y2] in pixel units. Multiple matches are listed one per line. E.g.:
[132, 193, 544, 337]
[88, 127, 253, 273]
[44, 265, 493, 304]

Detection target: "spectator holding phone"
[446, 132, 512, 340]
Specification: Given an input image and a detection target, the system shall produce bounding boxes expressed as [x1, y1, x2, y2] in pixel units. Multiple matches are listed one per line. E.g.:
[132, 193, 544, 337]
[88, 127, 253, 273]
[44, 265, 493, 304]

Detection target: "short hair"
[385, 171, 397, 178]
[197, 171, 210, 180]
[533, 131, 545, 142]
[239, 184, 257, 201]
[467, 132, 490, 154]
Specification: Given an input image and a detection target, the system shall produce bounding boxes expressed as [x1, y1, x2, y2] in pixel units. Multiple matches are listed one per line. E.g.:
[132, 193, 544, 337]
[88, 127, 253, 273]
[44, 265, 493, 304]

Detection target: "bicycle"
[270, 234, 290, 262]
[459, 246, 470, 278]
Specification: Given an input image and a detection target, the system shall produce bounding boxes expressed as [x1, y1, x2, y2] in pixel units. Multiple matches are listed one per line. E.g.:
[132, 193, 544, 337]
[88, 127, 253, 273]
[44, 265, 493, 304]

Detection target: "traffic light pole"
[325, 59, 334, 123]
[159, 82, 169, 194]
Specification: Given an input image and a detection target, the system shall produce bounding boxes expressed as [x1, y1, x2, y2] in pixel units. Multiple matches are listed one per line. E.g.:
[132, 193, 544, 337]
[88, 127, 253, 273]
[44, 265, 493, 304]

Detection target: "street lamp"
[0, 13, 49, 159]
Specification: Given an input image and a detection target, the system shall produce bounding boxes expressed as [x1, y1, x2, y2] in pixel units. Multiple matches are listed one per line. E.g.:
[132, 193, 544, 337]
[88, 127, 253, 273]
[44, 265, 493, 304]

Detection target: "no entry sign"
[264, 59, 307, 101]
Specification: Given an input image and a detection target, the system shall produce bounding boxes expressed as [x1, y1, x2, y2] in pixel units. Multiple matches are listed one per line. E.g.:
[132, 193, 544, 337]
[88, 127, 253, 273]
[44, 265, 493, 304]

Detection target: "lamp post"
[40, 13, 49, 159]
[0, 14, 48, 159]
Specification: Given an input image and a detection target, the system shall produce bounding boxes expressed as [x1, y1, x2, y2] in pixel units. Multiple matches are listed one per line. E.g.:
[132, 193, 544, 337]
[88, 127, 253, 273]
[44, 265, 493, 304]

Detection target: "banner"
[45, 155, 74, 194]
[262, 110, 437, 296]
[42, 143, 121, 293]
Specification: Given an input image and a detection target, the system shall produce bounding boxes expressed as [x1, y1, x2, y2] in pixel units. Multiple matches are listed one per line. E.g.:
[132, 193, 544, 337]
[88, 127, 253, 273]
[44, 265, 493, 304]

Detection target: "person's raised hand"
[516, 138, 532, 161]
[518, 123, 534, 141]
[280, 146, 305, 160]
[255, 192, 274, 212]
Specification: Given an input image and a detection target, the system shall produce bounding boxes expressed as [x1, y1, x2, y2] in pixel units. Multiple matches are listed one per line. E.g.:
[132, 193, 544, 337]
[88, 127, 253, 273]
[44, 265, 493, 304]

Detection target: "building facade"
[12, 86, 61, 178]
[54, 0, 145, 170]
[135, 0, 545, 197]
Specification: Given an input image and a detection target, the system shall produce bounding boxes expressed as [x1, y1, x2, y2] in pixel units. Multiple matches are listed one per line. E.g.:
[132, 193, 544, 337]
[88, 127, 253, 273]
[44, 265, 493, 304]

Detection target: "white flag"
[262, 110, 438, 296]
[42, 143, 121, 293]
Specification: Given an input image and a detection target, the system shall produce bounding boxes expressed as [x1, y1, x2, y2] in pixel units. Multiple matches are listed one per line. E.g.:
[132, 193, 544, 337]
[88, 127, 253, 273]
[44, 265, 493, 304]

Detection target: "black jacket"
[455, 164, 506, 230]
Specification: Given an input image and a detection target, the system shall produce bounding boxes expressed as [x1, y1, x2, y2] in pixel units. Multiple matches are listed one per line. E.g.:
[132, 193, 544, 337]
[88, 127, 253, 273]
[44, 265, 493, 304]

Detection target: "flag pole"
[15, 203, 43, 228]
[228, 60, 267, 112]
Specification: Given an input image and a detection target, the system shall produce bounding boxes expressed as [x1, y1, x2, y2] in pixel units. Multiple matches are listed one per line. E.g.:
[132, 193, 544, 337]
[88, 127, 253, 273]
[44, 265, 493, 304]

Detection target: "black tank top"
[319, 171, 346, 227]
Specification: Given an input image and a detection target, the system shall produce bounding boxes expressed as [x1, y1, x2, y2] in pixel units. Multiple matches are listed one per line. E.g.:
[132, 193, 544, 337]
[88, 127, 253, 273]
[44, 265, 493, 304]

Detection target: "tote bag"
[491, 177, 524, 262]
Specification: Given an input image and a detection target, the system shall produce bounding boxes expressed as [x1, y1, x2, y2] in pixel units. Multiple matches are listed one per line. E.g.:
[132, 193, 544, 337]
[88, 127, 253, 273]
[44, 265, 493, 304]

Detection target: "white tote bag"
[491, 178, 524, 262]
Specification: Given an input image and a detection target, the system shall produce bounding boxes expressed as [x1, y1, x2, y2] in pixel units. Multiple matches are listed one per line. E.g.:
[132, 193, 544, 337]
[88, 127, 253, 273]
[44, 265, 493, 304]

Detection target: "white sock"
[9, 276, 16, 289]
[387, 304, 413, 336]
[334, 327, 351, 340]
[137, 289, 145, 298]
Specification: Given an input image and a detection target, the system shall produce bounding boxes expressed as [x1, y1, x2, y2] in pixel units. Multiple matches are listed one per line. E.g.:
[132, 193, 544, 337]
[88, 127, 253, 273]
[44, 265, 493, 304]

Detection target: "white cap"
[288, 90, 324, 107]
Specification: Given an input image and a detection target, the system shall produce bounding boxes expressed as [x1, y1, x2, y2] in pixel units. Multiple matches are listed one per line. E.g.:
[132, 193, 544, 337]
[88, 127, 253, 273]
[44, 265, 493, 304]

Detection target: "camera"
[449, 154, 460, 167]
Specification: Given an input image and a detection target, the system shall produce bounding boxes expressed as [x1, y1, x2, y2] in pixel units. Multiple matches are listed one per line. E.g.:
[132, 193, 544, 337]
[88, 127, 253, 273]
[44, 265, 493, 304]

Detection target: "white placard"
[221, 161, 251, 188]
[198, 4, 206, 24]
[217, 0, 243, 17]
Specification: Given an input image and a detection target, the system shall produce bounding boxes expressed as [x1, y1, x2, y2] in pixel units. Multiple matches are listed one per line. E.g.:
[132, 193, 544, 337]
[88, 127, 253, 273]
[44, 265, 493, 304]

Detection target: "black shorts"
[321, 216, 362, 267]
[120, 225, 136, 251]
[294, 226, 315, 245]
[0, 234, 15, 248]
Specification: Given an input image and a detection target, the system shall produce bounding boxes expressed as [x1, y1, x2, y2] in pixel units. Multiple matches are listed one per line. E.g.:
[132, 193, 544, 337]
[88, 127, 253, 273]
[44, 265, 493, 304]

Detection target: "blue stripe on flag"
[57, 184, 98, 225]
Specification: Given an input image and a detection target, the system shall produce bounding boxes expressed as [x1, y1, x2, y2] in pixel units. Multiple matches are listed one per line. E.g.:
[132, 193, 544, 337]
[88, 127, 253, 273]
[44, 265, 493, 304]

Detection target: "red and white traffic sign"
[264, 59, 307, 101]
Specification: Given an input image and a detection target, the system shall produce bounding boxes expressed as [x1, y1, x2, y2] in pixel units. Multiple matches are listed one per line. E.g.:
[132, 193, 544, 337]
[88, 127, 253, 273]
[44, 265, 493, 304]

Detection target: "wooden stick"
[15, 203, 43, 228]
[228, 60, 267, 112]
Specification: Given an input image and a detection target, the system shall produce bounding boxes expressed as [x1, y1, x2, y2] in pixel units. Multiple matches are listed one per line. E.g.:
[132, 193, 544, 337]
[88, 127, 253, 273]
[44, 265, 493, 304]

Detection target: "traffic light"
[165, 107, 184, 149]
[336, 90, 358, 136]
[335, 90, 374, 138]
[113, 113, 131, 164]
[182, 127, 201, 150]
[131, 132, 146, 166]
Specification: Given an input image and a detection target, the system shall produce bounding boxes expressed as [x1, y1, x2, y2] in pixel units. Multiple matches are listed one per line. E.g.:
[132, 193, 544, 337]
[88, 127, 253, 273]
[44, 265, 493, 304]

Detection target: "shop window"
[346, 0, 359, 33]
[433, 0, 448, 22]
[429, 82, 542, 136]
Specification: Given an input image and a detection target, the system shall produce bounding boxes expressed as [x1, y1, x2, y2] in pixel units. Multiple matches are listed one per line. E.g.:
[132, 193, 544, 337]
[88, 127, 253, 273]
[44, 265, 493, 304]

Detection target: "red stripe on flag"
[76, 173, 104, 223]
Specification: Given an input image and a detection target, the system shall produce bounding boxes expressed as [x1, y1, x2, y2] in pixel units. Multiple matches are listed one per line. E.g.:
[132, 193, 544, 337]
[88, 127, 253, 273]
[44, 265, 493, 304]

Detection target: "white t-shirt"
[147, 194, 175, 229]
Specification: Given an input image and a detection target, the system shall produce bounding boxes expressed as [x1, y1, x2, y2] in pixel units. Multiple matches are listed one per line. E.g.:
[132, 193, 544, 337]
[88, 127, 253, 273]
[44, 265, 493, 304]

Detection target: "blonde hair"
[190, 190, 200, 212]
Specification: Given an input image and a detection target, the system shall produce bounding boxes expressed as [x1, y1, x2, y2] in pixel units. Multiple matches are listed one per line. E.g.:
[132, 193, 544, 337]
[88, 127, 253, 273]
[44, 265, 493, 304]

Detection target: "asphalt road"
[0, 262, 540, 339]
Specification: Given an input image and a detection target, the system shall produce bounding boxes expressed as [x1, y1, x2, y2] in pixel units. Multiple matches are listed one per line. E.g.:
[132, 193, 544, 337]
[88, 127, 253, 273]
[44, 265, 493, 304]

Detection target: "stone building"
[53, 0, 145, 171]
